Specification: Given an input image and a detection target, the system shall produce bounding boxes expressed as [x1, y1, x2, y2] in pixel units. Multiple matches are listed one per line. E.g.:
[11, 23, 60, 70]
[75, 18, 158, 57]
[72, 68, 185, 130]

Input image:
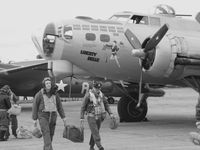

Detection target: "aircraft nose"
[42, 22, 57, 57]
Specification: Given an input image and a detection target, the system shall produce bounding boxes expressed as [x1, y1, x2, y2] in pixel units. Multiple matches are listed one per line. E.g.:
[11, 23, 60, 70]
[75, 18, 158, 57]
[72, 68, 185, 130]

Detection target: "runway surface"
[1, 88, 200, 150]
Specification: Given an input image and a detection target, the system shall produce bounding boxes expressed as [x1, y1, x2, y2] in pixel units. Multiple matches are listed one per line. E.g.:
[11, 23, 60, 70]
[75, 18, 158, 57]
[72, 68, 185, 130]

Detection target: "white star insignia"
[56, 80, 68, 92]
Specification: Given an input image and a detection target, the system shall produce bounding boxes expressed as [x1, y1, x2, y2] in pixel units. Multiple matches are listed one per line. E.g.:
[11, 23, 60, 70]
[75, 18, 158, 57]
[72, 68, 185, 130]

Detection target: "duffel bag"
[63, 125, 84, 143]
[17, 126, 32, 139]
[109, 116, 119, 130]
[32, 127, 42, 138]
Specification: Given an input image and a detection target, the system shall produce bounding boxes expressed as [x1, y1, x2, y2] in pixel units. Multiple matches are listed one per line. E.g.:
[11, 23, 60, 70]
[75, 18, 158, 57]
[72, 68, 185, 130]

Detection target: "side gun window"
[100, 34, 110, 42]
[85, 33, 96, 41]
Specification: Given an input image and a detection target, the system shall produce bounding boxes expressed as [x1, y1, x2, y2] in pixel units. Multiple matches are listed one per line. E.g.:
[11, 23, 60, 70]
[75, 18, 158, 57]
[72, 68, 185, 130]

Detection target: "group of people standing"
[0, 77, 114, 150]
[0, 85, 19, 141]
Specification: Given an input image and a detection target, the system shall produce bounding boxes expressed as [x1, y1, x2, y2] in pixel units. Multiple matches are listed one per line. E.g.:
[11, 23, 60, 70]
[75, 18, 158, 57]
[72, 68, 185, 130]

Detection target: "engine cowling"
[144, 37, 177, 77]
[47, 60, 90, 80]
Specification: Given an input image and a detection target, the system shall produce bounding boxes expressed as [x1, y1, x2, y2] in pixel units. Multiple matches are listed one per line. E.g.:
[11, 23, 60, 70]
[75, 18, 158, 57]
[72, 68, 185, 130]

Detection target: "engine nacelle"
[145, 37, 177, 77]
[47, 60, 90, 80]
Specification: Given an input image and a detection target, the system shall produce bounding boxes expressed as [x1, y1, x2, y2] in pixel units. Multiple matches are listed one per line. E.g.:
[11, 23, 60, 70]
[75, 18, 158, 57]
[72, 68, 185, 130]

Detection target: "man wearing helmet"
[32, 77, 67, 150]
[80, 81, 114, 150]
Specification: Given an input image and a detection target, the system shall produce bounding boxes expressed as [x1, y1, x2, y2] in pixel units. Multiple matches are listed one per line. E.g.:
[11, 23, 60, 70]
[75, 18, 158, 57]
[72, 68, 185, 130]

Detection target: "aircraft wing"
[0, 60, 49, 74]
[0, 60, 51, 96]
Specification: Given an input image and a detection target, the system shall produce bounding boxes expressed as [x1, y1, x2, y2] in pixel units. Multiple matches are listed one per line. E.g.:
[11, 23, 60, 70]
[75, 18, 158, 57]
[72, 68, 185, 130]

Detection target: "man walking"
[32, 77, 67, 150]
[80, 81, 114, 150]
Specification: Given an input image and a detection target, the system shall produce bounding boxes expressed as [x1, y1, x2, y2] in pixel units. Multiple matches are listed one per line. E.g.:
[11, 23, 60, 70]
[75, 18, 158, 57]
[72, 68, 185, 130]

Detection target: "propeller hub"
[131, 49, 145, 58]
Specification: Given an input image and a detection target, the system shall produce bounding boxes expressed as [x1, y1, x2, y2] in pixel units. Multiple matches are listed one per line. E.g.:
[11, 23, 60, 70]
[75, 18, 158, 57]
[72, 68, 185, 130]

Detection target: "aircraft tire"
[127, 99, 148, 122]
[117, 96, 130, 122]
[117, 96, 148, 122]
[108, 97, 115, 104]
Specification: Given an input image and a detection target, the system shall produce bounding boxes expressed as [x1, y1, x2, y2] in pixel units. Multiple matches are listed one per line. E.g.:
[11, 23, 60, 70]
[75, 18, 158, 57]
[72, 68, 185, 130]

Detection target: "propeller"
[31, 35, 43, 53]
[144, 24, 169, 52]
[137, 59, 143, 107]
[31, 32, 44, 58]
[124, 24, 169, 107]
[125, 24, 169, 61]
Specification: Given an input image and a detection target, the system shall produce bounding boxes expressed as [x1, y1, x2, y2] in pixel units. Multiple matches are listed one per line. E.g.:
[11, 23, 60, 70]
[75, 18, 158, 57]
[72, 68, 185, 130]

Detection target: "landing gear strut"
[117, 95, 148, 122]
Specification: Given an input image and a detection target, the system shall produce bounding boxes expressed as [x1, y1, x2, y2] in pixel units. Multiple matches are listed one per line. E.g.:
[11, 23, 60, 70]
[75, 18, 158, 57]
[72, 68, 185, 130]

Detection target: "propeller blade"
[144, 24, 169, 52]
[124, 29, 141, 49]
[31, 35, 43, 54]
[69, 76, 72, 98]
[195, 12, 200, 24]
[137, 59, 143, 107]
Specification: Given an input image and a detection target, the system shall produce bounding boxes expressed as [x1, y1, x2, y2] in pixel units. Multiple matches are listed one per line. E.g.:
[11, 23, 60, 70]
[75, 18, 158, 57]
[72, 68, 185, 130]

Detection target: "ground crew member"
[5, 88, 19, 139]
[80, 81, 114, 150]
[32, 77, 67, 150]
[0, 85, 11, 141]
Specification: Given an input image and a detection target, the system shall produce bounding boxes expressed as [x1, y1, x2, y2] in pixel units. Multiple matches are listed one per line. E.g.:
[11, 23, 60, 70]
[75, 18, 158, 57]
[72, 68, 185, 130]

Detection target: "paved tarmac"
[1, 88, 200, 150]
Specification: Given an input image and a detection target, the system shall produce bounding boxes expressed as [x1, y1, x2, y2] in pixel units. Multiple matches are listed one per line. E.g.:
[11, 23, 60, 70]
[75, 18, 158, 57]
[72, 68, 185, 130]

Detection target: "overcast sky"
[0, 0, 199, 62]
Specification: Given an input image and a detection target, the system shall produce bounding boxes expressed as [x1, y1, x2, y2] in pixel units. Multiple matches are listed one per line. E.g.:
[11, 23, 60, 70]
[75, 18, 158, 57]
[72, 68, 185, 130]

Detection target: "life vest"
[42, 90, 57, 112]
[89, 89, 106, 116]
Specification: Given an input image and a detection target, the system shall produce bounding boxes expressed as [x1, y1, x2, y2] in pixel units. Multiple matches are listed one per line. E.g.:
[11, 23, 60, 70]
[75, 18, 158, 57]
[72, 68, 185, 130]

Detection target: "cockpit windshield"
[109, 15, 131, 22]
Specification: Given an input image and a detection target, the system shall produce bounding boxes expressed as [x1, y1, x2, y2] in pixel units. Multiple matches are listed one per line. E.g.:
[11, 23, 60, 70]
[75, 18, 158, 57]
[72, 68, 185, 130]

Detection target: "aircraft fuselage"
[42, 12, 200, 86]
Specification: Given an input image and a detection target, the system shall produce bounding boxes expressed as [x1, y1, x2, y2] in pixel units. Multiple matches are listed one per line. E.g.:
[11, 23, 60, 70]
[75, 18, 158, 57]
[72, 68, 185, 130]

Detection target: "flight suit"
[5, 93, 19, 138]
[32, 89, 66, 150]
[80, 89, 113, 149]
[0, 87, 11, 141]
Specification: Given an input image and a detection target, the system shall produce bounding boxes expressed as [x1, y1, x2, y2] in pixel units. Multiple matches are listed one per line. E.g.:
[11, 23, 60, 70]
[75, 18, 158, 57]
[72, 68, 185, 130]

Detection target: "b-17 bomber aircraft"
[38, 4, 200, 122]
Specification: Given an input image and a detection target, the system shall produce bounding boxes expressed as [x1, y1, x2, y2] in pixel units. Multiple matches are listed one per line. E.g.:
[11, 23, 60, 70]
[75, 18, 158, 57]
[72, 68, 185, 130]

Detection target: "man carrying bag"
[80, 81, 114, 150]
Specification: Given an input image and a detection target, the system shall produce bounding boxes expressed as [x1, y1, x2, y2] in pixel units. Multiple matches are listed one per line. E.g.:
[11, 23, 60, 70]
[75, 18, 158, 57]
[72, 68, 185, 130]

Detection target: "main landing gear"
[117, 94, 148, 122]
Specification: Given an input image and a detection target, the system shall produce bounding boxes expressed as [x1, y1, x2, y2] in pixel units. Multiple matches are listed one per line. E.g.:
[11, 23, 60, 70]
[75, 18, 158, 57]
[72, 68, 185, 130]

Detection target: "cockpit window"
[131, 15, 149, 25]
[63, 25, 73, 40]
[109, 15, 131, 22]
